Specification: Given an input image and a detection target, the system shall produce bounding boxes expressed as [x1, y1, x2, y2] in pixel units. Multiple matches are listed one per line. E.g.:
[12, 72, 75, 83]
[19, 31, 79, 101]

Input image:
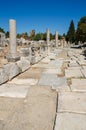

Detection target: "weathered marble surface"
[54, 113, 86, 130]
[58, 92, 86, 114]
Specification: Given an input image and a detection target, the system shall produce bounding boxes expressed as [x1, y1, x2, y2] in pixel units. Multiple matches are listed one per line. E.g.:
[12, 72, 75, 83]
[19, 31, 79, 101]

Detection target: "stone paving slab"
[32, 63, 49, 69]
[71, 78, 86, 92]
[78, 55, 85, 61]
[0, 111, 11, 120]
[52, 85, 70, 92]
[38, 74, 67, 87]
[8, 78, 38, 85]
[65, 68, 83, 78]
[56, 49, 68, 59]
[0, 48, 85, 130]
[49, 53, 56, 60]
[43, 68, 62, 75]
[58, 92, 86, 114]
[30, 67, 44, 72]
[71, 56, 77, 60]
[18, 68, 42, 79]
[0, 84, 30, 98]
[68, 60, 79, 67]
[0, 97, 23, 111]
[67, 66, 81, 70]
[32, 60, 63, 69]
[77, 60, 86, 66]
[82, 66, 86, 69]
[3, 86, 57, 130]
[48, 60, 63, 68]
[40, 57, 50, 63]
[81, 66, 86, 77]
[54, 113, 86, 130]
[0, 111, 12, 130]
[68, 63, 79, 67]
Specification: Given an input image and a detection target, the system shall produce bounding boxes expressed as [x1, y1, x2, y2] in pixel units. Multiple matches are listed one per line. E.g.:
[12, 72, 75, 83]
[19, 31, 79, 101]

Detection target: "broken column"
[55, 31, 58, 47]
[7, 19, 20, 62]
[46, 29, 50, 54]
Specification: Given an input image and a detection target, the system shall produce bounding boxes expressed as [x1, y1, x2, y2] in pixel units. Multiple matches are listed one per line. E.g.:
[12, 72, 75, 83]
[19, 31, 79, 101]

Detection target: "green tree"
[17, 33, 22, 38]
[30, 31, 62, 41]
[66, 20, 75, 43]
[42, 33, 46, 40]
[0, 27, 5, 33]
[34, 33, 43, 41]
[63, 33, 66, 37]
[76, 16, 86, 43]
[50, 33, 55, 40]
[58, 34, 62, 39]
[5, 31, 9, 38]
[22, 32, 28, 39]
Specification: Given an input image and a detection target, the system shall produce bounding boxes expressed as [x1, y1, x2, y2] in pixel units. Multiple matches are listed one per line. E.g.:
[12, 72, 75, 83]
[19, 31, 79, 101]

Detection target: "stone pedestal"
[7, 19, 20, 62]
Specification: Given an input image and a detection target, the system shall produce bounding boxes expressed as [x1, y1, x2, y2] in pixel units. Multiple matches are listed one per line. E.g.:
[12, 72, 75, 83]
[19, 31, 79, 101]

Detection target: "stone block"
[20, 56, 31, 61]
[49, 53, 56, 60]
[41, 57, 50, 63]
[3, 63, 21, 80]
[35, 56, 41, 63]
[0, 68, 9, 85]
[17, 59, 30, 72]
[19, 48, 30, 57]
[30, 56, 35, 64]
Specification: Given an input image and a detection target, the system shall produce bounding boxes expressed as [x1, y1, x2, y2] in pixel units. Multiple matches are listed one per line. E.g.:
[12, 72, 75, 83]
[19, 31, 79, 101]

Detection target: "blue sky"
[0, 0, 86, 35]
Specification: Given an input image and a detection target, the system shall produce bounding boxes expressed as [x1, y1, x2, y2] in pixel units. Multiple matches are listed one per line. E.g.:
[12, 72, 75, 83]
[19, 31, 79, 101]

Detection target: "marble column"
[55, 31, 58, 47]
[7, 19, 20, 62]
[62, 40, 64, 48]
[46, 29, 50, 54]
[68, 41, 70, 48]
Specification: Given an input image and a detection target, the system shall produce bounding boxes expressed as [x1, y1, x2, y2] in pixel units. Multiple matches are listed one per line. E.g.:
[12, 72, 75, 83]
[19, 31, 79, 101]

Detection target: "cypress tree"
[66, 20, 75, 43]
[76, 16, 86, 43]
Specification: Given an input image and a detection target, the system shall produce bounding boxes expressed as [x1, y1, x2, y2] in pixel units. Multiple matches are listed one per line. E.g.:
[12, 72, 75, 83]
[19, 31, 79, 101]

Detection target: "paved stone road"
[0, 48, 86, 130]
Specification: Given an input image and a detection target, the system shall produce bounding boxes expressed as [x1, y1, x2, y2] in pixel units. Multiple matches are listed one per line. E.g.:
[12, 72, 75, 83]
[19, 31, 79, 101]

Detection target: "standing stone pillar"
[46, 29, 50, 54]
[55, 31, 58, 47]
[68, 41, 70, 48]
[62, 39, 64, 48]
[7, 19, 20, 62]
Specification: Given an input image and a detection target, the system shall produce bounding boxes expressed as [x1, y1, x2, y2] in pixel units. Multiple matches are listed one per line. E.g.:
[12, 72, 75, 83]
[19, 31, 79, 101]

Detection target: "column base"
[7, 53, 20, 62]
